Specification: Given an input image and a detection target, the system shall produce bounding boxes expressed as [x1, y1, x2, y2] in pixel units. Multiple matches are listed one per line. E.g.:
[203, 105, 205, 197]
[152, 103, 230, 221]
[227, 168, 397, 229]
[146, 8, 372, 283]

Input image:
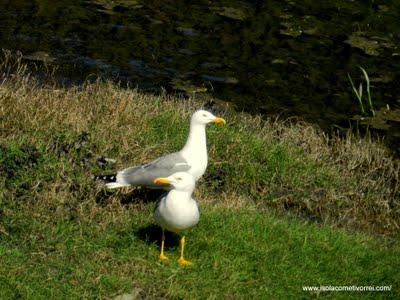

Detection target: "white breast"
[184, 151, 208, 181]
[154, 191, 200, 233]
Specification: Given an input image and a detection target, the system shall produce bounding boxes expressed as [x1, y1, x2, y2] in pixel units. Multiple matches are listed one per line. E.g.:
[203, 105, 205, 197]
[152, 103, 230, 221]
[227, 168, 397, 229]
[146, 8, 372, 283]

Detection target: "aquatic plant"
[347, 67, 375, 117]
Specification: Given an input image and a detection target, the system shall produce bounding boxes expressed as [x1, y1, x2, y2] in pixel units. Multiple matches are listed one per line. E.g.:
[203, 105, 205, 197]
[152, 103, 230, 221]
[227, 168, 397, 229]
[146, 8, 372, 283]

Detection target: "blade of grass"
[347, 73, 365, 114]
[359, 66, 375, 117]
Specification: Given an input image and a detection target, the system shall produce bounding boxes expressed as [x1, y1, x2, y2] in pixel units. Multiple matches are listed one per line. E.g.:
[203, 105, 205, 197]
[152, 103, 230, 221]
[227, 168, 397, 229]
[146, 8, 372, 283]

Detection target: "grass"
[347, 66, 376, 117]
[1, 207, 399, 299]
[1, 53, 399, 298]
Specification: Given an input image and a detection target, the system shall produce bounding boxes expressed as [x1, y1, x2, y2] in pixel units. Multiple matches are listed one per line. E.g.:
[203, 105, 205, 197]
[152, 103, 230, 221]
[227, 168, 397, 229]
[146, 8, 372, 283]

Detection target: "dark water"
[1, 0, 399, 152]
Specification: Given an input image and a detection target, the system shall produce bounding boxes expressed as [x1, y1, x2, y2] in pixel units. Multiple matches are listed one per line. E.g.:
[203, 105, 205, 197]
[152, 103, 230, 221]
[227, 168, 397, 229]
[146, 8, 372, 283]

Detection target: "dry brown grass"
[1, 51, 399, 237]
[266, 121, 399, 233]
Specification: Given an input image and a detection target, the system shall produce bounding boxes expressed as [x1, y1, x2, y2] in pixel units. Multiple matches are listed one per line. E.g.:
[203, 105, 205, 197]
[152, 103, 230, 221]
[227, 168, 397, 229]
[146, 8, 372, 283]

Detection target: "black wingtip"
[93, 174, 117, 183]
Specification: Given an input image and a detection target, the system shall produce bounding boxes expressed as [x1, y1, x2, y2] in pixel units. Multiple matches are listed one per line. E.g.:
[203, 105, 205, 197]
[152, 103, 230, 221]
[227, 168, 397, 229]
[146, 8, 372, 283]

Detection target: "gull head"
[191, 110, 226, 126]
[154, 172, 195, 192]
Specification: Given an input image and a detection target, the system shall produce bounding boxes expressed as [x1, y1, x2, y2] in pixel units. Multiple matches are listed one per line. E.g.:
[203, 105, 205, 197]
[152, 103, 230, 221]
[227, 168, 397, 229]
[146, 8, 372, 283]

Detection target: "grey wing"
[117, 152, 190, 187]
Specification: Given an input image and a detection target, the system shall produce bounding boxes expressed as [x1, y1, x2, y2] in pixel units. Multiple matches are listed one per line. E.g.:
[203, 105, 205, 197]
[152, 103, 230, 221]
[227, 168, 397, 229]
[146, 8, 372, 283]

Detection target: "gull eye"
[176, 177, 182, 181]
[202, 114, 207, 117]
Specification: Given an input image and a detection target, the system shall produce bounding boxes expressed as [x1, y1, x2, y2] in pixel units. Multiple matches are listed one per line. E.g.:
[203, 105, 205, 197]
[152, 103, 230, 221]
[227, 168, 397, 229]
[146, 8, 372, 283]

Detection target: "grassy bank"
[1, 57, 399, 298]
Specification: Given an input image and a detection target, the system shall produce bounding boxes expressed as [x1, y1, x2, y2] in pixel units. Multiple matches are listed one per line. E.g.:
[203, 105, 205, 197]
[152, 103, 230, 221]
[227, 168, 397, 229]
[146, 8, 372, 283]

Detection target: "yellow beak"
[154, 177, 172, 185]
[213, 117, 226, 125]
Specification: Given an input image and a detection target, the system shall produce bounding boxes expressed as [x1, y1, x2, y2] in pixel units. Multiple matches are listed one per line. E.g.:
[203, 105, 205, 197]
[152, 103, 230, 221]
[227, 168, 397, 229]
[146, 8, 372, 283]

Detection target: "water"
[1, 0, 399, 152]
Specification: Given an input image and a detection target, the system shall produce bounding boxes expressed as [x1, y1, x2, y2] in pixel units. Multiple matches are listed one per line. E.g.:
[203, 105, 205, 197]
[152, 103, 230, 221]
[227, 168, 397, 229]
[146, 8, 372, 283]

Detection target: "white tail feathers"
[105, 182, 130, 189]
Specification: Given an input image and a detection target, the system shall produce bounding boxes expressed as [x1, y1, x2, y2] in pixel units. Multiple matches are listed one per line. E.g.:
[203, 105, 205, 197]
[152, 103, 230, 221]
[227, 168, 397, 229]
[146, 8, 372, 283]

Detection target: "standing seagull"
[153, 172, 199, 266]
[94, 110, 225, 189]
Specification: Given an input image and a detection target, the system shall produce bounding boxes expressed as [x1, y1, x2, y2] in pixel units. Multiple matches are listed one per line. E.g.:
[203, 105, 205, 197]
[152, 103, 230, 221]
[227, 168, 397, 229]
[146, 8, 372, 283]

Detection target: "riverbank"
[1, 64, 399, 298]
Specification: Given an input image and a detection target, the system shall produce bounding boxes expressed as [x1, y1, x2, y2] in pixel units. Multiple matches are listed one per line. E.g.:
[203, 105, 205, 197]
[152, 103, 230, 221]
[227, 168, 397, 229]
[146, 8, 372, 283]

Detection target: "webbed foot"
[178, 257, 192, 266]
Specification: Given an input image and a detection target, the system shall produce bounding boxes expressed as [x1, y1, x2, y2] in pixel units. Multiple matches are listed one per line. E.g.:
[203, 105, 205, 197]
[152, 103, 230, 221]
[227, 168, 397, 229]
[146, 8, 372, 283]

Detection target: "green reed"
[347, 67, 375, 117]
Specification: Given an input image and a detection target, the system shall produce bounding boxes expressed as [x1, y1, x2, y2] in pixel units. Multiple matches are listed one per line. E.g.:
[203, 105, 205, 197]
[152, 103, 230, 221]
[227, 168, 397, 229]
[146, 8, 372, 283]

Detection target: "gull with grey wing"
[94, 110, 226, 189]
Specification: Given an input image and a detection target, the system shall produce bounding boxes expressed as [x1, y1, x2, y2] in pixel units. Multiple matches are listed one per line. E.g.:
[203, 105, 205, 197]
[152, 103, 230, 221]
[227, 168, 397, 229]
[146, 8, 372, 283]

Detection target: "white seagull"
[153, 172, 199, 266]
[94, 110, 225, 188]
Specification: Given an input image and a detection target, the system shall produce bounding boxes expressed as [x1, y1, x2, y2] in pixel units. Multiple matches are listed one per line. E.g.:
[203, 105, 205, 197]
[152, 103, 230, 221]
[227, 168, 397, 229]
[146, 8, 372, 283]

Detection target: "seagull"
[94, 110, 225, 189]
[153, 172, 199, 266]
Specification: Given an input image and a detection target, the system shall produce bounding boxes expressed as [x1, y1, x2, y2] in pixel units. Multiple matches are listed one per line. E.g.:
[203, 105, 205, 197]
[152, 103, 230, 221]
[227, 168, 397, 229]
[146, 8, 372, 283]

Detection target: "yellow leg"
[178, 236, 192, 266]
[159, 230, 168, 262]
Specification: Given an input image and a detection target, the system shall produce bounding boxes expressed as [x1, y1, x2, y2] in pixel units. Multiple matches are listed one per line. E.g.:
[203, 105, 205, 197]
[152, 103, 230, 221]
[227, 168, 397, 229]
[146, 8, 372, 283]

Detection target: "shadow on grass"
[95, 186, 180, 248]
[95, 188, 166, 205]
[136, 224, 180, 249]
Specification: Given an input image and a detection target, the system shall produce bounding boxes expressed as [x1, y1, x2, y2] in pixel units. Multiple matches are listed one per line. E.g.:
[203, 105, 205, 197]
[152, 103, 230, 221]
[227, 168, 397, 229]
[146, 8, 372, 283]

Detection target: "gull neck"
[169, 189, 194, 200]
[181, 122, 207, 156]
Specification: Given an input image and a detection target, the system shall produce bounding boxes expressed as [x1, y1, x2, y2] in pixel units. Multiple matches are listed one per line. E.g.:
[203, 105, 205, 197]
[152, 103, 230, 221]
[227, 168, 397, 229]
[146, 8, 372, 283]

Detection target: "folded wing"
[115, 152, 190, 188]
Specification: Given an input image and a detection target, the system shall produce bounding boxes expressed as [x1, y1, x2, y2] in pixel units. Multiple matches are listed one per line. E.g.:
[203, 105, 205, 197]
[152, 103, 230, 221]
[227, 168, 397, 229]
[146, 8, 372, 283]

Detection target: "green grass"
[0, 54, 399, 298]
[1, 205, 398, 299]
[347, 66, 375, 117]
